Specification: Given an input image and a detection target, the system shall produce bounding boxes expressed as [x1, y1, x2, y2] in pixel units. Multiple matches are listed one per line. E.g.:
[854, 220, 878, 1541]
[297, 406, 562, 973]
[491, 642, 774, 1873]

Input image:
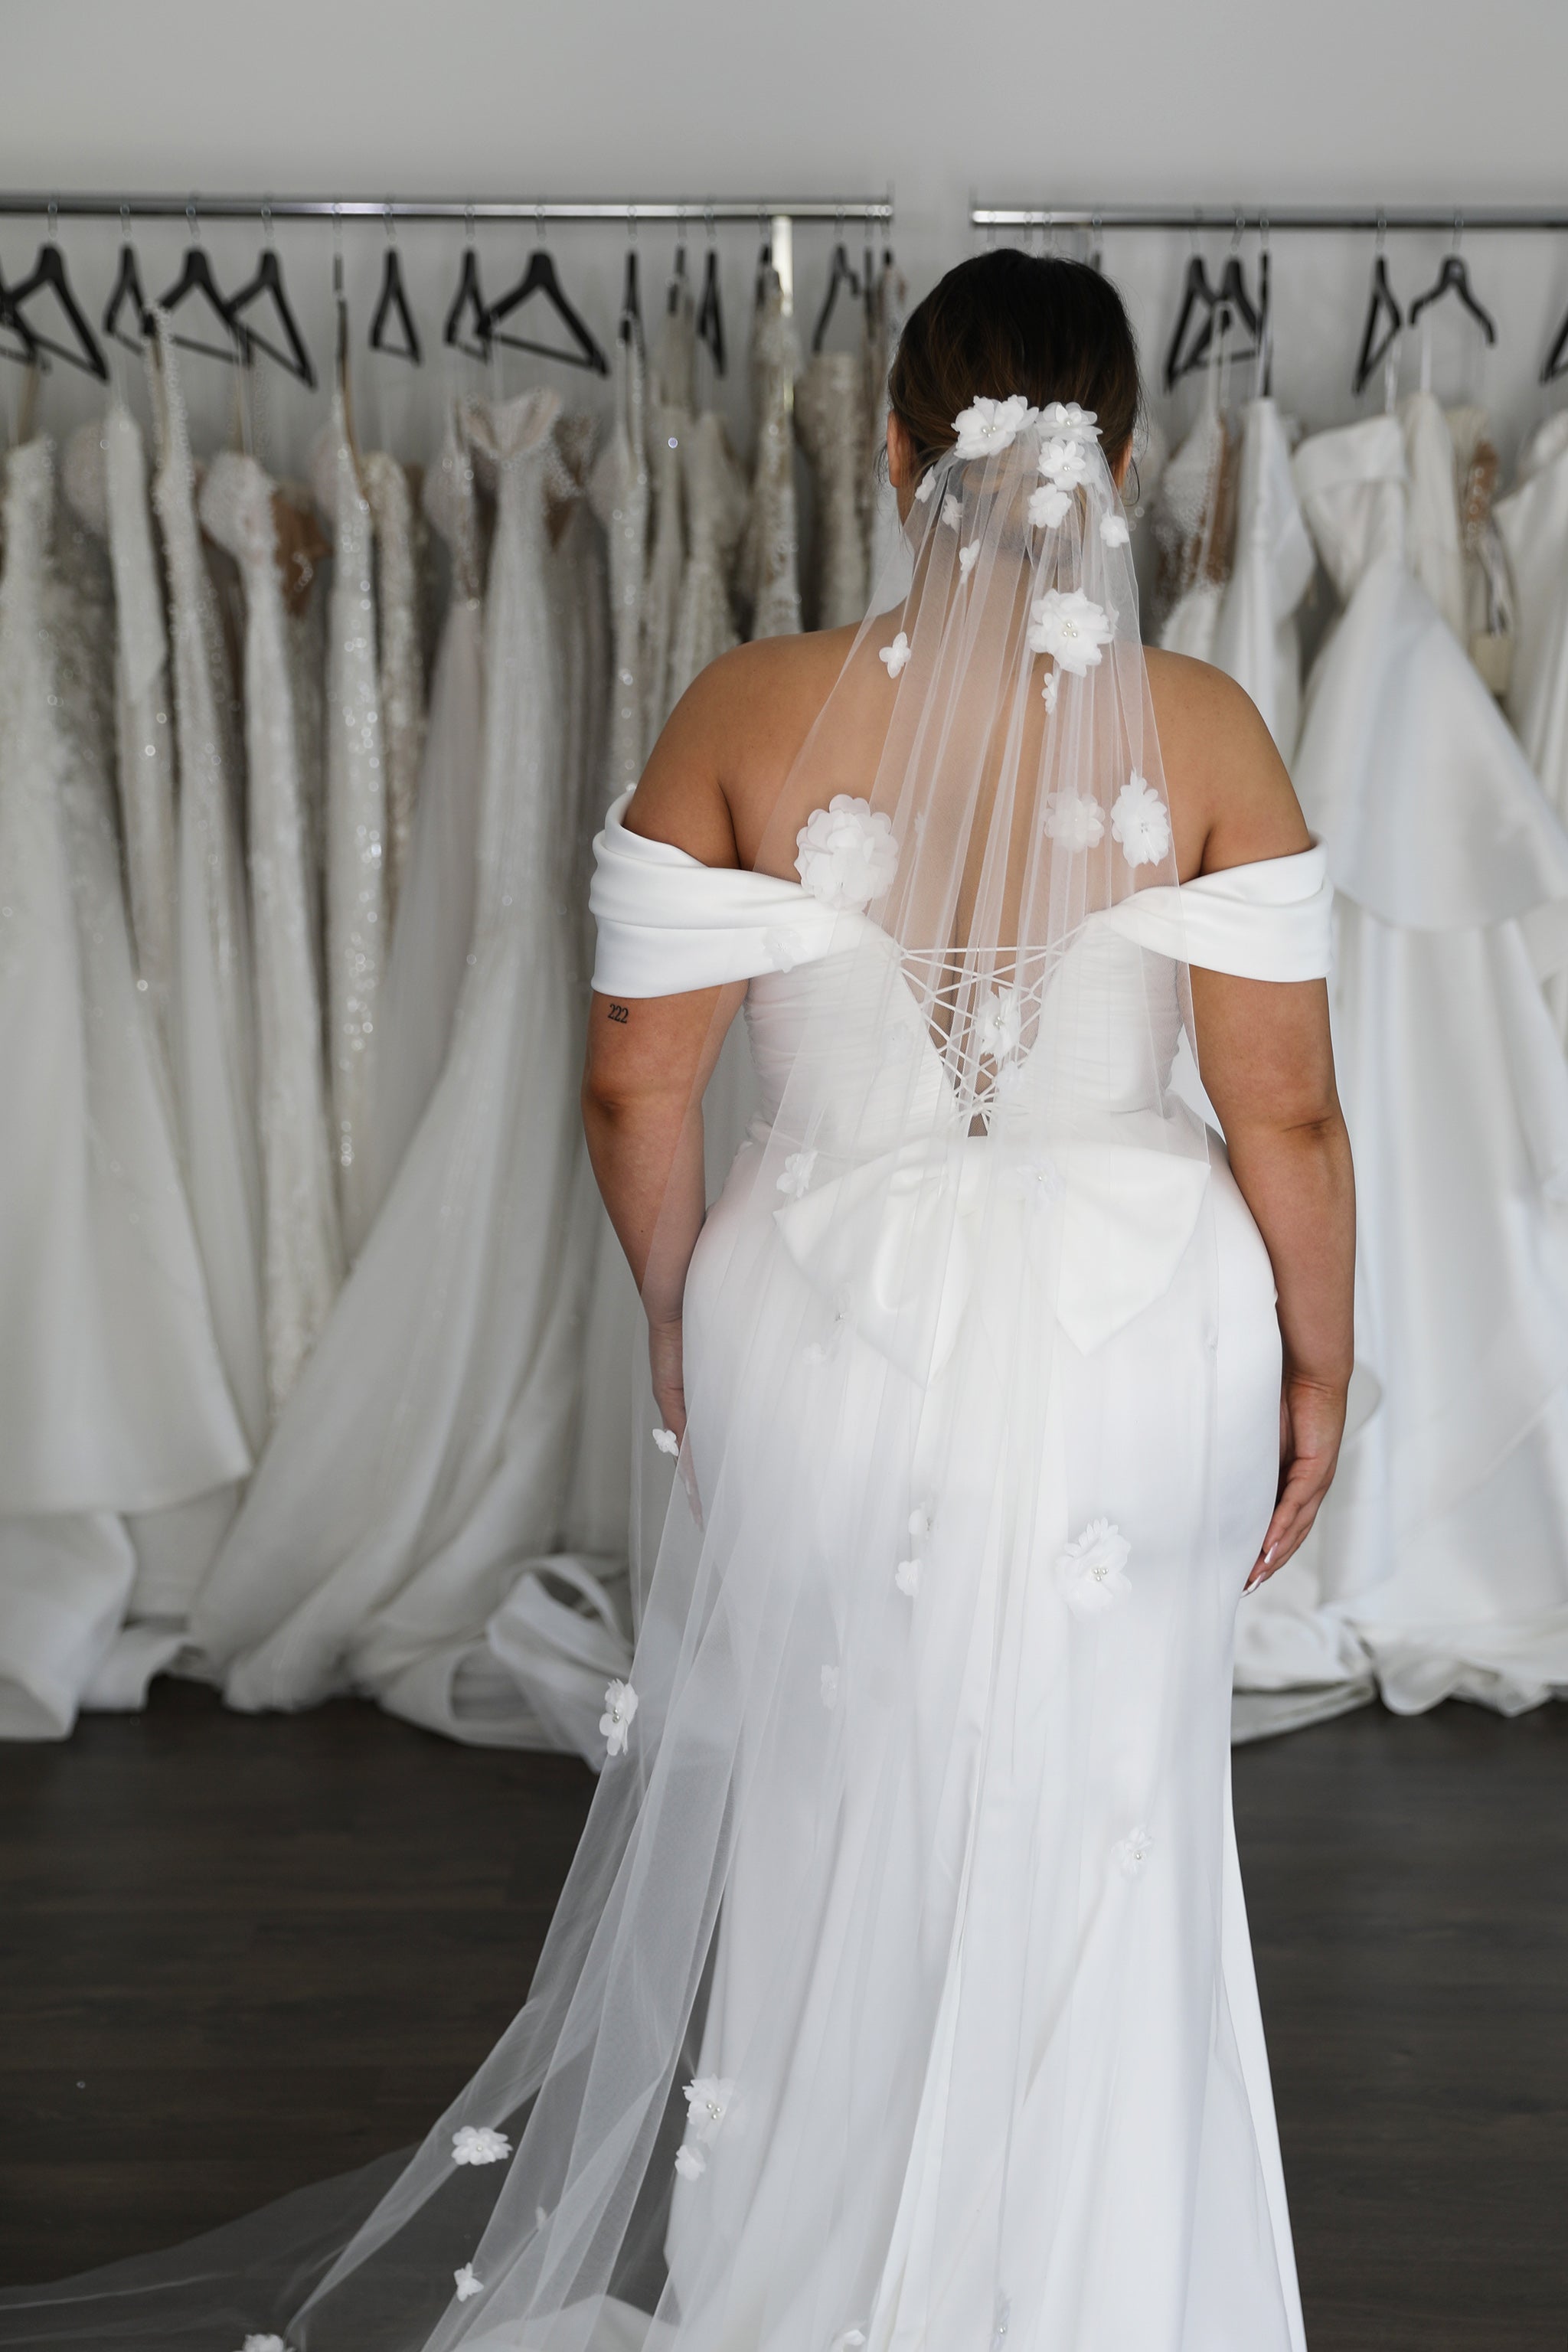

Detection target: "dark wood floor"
[0, 1683, 1563, 2346]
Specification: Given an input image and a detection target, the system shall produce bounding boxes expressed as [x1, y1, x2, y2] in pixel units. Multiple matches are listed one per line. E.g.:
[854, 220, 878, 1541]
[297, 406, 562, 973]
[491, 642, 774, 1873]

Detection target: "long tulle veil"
[0, 399, 1227, 2352]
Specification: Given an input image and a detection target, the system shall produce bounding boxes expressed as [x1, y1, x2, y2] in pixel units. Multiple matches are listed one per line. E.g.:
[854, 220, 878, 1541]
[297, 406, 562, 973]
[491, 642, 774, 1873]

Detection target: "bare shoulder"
[1143, 647, 1311, 878]
[621, 626, 861, 869]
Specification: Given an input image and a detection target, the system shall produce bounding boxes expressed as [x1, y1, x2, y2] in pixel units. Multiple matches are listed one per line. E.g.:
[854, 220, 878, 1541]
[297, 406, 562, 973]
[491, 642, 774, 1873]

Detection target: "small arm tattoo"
[607, 1002, 630, 1024]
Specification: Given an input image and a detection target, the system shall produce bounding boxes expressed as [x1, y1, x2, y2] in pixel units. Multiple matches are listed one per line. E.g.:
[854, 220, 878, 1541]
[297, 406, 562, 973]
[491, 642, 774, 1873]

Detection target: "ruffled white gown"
[201, 451, 343, 1416]
[368, 399, 489, 1209]
[312, 398, 388, 1259]
[1234, 398, 1568, 1732]
[0, 439, 249, 1738]
[194, 393, 629, 1759]
[1496, 410, 1568, 1038]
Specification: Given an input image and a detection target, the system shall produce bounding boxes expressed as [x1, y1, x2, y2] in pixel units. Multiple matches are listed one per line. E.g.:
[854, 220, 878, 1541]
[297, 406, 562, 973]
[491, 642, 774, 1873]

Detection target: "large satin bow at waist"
[770, 1127, 1210, 1383]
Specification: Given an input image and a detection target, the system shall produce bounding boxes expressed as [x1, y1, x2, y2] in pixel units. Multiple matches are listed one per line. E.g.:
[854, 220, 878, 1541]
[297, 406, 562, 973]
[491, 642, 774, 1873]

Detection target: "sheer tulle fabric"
[0, 416, 1299, 2350]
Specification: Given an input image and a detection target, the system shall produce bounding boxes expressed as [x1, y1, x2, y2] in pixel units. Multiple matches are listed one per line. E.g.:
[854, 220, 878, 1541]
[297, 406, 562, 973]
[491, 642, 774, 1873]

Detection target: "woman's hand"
[1245, 1370, 1347, 1592]
[649, 1315, 687, 1447]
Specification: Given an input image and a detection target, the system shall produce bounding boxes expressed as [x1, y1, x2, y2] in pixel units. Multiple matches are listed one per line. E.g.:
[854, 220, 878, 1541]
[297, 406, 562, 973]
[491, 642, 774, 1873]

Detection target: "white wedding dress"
[1210, 397, 1314, 759]
[1234, 397, 1568, 1731]
[1496, 409, 1568, 1039]
[591, 320, 652, 798]
[644, 283, 696, 743]
[0, 438, 249, 1739]
[194, 392, 629, 1759]
[368, 398, 490, 1209]
[668, 408, 748, 708]
[312, 395, 389, 1259]
[362, 446, 429, 928]
[795, 348, 871, 629]
[201, 449, 344, 1416]
[741, 267, 803, 639]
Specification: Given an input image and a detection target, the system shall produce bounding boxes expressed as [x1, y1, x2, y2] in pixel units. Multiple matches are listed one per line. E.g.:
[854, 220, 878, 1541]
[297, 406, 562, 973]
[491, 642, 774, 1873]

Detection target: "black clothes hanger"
[1354, 243, 1403, 395]
[443, 224, 492, 361]
[695, 217, 726, 377]
[621, 245, 642, 349]
[0, 265, 41, 369]
[5, 227, 108, 381]
[103, 241, 153, 354]
[668, 226, 689, 315]
[485, 232, 609, 375]
[227, 220, 315, 388]
[812, 235, 861, 354]
[158, 211, 247, 366]
[369, 214, 421, 364]
[1163, 251, 1219, 390]
[1541, 296, 1568, 387]
[1406, 226, 1497, 345]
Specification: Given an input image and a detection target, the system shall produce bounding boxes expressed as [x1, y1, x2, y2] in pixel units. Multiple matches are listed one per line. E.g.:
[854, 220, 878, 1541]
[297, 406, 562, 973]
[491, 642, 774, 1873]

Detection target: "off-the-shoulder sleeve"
[1100, 845, 1333, 981]
[590, 791, 844, 997]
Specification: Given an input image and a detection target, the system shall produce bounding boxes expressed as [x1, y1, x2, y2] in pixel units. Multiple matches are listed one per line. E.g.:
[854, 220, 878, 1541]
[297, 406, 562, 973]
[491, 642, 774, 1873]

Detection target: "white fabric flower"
[776, 1148, 818, 1199]
[820, 1663, 839, 1707]
[940, 493, 960, 529]
[1100, 512, 1131, 548]
[1027, 482, 1070, 531]
[977, 985, 1022, 1064]
[913, 470, 937, 505]
[878, 631, 911, 680]
[1110, 771, 1172, 869]
[652, 1426, 679, 1457]
[455, 2265, 483, 2302]
[907, 1502, 934, 1542]
[675, 2144, 707, 2181]
[1040, 400, 1099, 445]
[835, 2333, 867, 2350]
[241, 2339, 289, 2352]
[894, 1557, 921, 1599]
[1027, 588, 1113, 675]
[1114, 1823, 1155, 1878]
[452, 2125, 511, 2167]
[763, 924, 810, 973]
[1056, 1517, 1132, 1617]
[795, 795, 900, 910]
[951, 393, 1036, 461]
[1043, 789, 1105, 851]
[684, 2075, 736, 2144]
[1038, 435, 1091, 490]
[1008, 1157, 1066, 1208]
[958, 539, 981, 580]
[600, 1678, 638, 1756]
[1040, 671, 1059, 716]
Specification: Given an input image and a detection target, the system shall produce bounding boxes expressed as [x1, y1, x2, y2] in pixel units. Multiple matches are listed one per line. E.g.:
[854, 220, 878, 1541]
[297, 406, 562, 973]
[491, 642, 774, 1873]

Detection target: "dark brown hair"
[887, 250, 1142, 479]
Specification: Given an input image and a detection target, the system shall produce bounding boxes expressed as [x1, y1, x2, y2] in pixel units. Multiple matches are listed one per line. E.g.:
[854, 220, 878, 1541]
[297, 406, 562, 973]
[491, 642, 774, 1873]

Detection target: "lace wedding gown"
[740, 266, 802, 638]
[362, 446, 429, 926]
[1234, 397, 1568, 1732]
[201, 450, 343, 1414]
[668, 409, 748, 707]
[1154, 384, 1235, 658]
[1496, 410, 1568, 1038]
[644, 282, 696, 741]
[795, 348, 870, 629]
[194, 392, 629, 1758]
[590, 319, 652, 797]
[0, 438, 249, 1738]
[312, 395, 388, 1259]
[368, 399, 490, 1207]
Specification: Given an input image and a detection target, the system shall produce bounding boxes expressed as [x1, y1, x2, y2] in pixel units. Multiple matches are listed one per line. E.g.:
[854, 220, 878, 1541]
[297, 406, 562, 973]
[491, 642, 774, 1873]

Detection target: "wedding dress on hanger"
[61, 407, 177, 1071]
[147, 321, 268, 1464]
[795, 344, 870, 628]
[201, 449, 343, 1416]
[740, 261, 802, 637]
[590, 317, 652, 797]
[312, 392, 388, 1259]
[1210, 397, 1314, 760]
[362, 446, 429, 926]
[194, 391, 629, 1759]
[1234, 396, 1568, 1732]
[1496, 410, 1568, 1038]
[0, 436, 249, 1739]
[1153, 373, 1235, 658]
[644, 276, 695, 742]
[368, 398, 491, 1208]
[862, 250, 907, 586]
[667, 407, 747, 707]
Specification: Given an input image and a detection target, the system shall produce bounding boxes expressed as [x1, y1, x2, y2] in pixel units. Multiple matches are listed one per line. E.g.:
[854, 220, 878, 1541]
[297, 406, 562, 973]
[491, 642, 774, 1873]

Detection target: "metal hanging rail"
[973, 203, 1568, 234]
[0, 193, 893, 226]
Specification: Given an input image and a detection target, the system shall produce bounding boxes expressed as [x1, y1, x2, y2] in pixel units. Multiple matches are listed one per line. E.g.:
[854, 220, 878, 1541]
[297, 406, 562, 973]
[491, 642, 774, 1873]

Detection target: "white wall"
[6, 0, 1568, 479]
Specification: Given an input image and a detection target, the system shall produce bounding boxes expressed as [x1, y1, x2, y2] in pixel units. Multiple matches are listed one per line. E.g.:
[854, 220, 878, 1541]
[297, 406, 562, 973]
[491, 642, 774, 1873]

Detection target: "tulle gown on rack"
[795, 347, 871, 629]
[362, 446, 430, 926]
[1210, 397, 1313, 760]
[194, 392, 629, 1756]
[0, 438, 249, 1738]
[1235, 397, 1568, 1730]
[1496, 410, 1568, 1039]
[741, 265, 802, 639]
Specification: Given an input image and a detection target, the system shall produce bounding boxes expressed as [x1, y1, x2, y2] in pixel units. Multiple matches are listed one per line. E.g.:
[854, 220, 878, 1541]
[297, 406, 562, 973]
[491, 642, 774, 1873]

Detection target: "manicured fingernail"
[1264, 1545, 1277, 1563]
